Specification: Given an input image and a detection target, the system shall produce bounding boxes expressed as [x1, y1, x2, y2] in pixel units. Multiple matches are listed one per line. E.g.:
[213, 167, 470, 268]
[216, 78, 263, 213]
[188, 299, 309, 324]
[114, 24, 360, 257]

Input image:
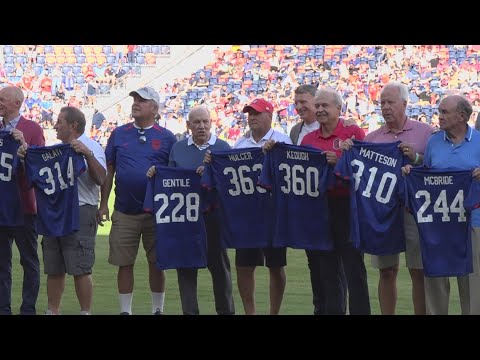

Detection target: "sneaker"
[45, 309, 55, 315]
[120, 312, 130, 315]
[153, 308, 163, 315]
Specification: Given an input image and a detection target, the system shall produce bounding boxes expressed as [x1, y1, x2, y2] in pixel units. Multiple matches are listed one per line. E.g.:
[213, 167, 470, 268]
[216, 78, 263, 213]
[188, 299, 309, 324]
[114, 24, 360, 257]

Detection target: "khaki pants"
[425, 227, 480, 315]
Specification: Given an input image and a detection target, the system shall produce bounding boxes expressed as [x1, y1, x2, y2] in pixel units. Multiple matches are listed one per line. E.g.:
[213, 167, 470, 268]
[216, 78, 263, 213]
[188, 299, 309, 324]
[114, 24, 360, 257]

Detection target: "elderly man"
[0, 85, 45, 315]
[98, 87, 176, 315]
[147, 105, 235, 315]
[19, 107, 106, 315]
[343, 82, 434, 315]
[404, 94, 480, 314]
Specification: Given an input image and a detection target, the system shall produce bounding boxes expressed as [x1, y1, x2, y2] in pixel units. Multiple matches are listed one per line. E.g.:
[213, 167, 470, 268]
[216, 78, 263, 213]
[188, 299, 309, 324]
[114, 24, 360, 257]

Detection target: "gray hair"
[452, 95, 473, 122]
[381, 82, 409, 103]
[315, 87, 343, 109]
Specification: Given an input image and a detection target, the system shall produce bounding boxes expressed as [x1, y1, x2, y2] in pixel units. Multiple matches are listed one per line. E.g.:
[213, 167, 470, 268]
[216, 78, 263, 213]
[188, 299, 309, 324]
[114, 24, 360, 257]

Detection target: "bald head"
[441, 95, 473, 122]
[187, 105, 212, 145]
[0, 86, 24, 120]
[188, 105, 210, 122]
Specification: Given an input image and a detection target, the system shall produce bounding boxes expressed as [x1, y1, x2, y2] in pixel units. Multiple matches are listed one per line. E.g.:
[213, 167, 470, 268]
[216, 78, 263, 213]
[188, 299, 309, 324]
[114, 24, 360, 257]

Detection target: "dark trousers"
[177, 214, 235, 315]
[307, 197, 370, 315]
[0, 215, 40, 315]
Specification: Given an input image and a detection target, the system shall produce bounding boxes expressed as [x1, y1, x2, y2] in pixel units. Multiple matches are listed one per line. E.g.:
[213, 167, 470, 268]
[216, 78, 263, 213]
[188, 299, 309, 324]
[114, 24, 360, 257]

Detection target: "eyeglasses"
[138, 128, 146, 144]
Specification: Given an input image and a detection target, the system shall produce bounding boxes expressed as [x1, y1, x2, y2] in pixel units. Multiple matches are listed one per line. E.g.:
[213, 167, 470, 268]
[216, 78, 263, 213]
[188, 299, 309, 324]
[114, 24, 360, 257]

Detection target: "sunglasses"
[138, 128, 146, 144]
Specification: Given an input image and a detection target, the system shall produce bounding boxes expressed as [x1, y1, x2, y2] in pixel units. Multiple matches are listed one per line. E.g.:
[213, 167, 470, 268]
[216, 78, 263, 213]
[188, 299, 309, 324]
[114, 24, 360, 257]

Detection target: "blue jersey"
[201, 147, 271, 249]
[334, 140, 407, 255]
[258, 142, 332, 250]
[144, 166, 207, 270]
[105, 123, 176, 215]
[25, 144, 86, 237]
[405, 167, 475, 277]
[0, 131, 23, 226]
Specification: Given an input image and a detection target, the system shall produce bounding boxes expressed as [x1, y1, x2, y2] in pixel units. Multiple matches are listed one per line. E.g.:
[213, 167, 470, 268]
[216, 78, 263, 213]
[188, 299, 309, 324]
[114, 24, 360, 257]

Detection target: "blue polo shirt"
[423, 126, 480, 226]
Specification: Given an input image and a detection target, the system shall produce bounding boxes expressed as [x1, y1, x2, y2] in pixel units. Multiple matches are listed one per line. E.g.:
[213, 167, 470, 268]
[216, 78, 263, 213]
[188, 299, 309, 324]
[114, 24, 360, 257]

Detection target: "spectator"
[92, 109, 106, 130]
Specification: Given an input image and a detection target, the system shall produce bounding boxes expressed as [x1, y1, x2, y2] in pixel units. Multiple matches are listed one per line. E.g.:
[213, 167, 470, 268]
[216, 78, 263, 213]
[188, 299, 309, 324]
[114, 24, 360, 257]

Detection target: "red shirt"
[301, 119, 365, 197]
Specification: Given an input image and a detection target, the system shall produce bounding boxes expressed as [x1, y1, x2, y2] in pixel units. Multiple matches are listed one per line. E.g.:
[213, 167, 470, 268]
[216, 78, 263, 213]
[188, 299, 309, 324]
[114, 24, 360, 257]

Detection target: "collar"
[443, 125, 473, 143]
[382, 117, 413, 134]
[133, 122, 154, 130]
[248, 128, 274, 143]
[317, 118, 344, 139]
[1, 114, 21, 130]
[188, 134, 217, 148]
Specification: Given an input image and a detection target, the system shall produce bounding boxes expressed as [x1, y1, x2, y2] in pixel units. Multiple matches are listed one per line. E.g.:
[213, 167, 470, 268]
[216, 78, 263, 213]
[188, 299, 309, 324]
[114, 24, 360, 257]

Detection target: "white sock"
[119, 293, 133, 314]
[80, 310, 91, 315]
[152, 292, 165, 313]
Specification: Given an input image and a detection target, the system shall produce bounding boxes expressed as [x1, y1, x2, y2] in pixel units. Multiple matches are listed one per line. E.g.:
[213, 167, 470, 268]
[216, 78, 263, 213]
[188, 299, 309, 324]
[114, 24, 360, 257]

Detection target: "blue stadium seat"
[151, 45, 161, 54]
[73, 45, 83, 55]
[75, 75, 85, 85]
[411, 105, 421, 116]
[72, 65, 82, 75]
[33, 64, 44, 76]
[62, 65, 72, 75]
[76, 54, 86, 64]
[160, 46, 170, 55]
[36, 54, 46, 64]
[136, 54, 145, 65]
[15, 55, 26, 65]
[4, 55, 14, 64]
[4, 65, 15, 76]
[3, 45, 13, 55]
[107, 55, 116, 65]
[102, 45, 112, 55]
[141, 45, 151, 54]
[422, 106, 432, 117]
[44, 45, 54, 54]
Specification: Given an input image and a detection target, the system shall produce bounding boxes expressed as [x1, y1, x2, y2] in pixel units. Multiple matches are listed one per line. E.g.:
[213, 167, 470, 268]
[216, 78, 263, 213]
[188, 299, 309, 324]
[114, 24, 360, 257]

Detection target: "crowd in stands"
[0, 45, 170, 144]
[127, 45, 480, 147]
[3, 44, 480, 147]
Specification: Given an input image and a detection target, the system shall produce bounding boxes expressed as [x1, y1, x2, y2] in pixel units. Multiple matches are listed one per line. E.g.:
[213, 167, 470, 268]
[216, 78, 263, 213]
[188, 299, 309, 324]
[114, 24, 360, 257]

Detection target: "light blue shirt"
[1, 114, 21, 130]
[424, 126, 480, 226]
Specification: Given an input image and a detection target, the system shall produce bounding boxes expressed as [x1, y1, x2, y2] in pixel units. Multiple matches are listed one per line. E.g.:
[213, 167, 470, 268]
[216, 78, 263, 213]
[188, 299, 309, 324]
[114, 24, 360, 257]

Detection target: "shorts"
[108, 210, 156, 266]
[235, 247, 287, 268]
[42, 205, 98, 276]
[371, 210, 422, 270]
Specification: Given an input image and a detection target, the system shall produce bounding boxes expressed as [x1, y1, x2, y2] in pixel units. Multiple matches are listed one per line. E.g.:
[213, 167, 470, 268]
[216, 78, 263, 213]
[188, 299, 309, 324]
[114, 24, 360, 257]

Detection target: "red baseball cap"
[242, 98, 274, 113]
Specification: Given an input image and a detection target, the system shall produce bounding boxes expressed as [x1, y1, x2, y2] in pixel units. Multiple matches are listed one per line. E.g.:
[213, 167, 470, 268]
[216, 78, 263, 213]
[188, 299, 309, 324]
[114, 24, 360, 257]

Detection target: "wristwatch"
[85, 150, 94, 158]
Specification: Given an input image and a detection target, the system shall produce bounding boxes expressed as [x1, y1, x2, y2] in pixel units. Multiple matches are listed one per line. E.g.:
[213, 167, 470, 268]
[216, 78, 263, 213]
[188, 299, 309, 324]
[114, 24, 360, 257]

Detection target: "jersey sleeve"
[464, 179, 480, 213]
[74, 152, 87, 176]
[334, 149, 352, 180]
[318, 155, 331, 194]
[200, 163, 215, 191]
[143, 176, 155, 213]
[257, 149, 273, 190]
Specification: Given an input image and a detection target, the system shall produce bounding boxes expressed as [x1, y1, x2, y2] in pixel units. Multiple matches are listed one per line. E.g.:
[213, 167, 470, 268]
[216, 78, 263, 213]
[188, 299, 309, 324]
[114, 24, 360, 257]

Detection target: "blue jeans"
[0, 215, 40, 315]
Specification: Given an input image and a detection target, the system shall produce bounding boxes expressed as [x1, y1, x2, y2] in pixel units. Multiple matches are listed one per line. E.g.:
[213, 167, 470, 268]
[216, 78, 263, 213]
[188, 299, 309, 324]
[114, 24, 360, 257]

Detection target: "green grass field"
[10, 233, 462, 315]
[8, 190, 462, 315]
